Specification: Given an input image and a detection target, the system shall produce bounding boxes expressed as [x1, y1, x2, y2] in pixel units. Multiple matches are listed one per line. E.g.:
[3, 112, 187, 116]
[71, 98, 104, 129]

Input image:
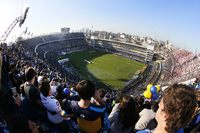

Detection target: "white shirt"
[40, 93, 63, 124]
[50, 85, 57, 96]
[135, 108, 155, 130]
[108, 103, 120, 119]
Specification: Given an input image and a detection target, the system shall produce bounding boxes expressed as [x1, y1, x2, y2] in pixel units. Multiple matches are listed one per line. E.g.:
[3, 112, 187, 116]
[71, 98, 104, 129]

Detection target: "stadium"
[1, 1, 200, 133]
[21, 33, 149, 90]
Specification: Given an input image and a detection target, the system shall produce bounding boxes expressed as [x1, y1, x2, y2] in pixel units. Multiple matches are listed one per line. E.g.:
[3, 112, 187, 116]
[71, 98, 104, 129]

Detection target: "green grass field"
[59, 50, 146, 89]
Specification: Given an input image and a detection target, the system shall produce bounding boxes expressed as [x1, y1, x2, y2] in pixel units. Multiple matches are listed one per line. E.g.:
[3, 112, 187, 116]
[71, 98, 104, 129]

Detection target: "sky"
[0, 0, 200, 52]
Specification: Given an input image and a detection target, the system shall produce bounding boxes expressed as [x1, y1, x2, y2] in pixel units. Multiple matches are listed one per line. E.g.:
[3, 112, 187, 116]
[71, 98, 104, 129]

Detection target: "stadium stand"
[1, 31, 200, 133]
[91, 39, 151, 63]
[161, 47, 200, 86]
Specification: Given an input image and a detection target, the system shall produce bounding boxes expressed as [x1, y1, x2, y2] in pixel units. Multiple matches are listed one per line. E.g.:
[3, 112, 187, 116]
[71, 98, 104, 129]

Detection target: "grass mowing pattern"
[61, 50, 146, 89]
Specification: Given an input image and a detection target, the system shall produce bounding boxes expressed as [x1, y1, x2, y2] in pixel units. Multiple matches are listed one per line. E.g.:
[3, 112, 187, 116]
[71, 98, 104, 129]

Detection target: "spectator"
[143, 100, 152, 110]
[0, 87, 39, 133]
[153, 84, 197, 133]
[1, 49, 12, 93]
[135, 101, 158, 130]
[63, 80, 109, 133]
[0, 88, 13, 132]
[55, 85, 65, 107]
[184, 90, 200, 133]
[91, 88, 107, 106]
[6, 113, 39, 133]
[8, 64, 23, 93]
[49, 77, 59, 96]
[109, 95, 139, 133]
[136, 95, 145, 112]
[98, 88, 107, 99]
[39, 78, 69, 132]
[22, 67, 46, 122]
[109, 92, 123, 118]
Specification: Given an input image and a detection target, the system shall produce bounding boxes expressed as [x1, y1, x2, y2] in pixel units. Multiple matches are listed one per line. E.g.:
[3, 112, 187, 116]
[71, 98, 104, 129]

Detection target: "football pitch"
[61, 50, 146, 89]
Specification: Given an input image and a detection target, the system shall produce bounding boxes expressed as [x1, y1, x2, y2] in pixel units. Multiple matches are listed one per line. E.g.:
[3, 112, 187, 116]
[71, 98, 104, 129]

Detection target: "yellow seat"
[77, 117, 102, 133]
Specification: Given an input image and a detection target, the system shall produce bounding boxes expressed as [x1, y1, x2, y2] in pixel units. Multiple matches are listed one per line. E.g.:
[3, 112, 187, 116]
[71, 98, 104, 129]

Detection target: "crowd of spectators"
[1, 33, 200, 133]
[21, 32, 85, 56]
[37, 39, 88, 60]
[162, 48, 200, 85]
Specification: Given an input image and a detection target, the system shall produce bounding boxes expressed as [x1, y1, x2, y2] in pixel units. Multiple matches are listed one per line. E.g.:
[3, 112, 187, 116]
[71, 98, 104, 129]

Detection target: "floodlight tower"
[0, 7, 29, 43]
